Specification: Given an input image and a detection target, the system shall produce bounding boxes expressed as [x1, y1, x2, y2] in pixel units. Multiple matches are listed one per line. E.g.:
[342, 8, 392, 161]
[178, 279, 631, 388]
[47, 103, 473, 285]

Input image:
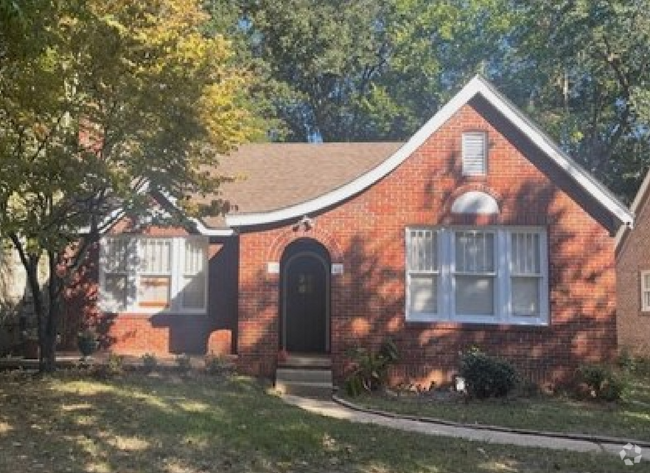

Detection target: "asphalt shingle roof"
[199, 142, 404, 229]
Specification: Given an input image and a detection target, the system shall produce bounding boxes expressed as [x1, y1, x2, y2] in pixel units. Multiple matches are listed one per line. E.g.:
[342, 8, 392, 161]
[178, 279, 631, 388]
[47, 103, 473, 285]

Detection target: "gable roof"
[158, 75, 632, 234]
[207, 75, 631, 230]
[616, 169, 650, 252]
[196, 142, 403, 230]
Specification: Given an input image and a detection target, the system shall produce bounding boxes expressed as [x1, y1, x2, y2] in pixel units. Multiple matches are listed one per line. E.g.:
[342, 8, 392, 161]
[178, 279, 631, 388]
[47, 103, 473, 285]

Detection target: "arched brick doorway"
[280, 239, 331, 353]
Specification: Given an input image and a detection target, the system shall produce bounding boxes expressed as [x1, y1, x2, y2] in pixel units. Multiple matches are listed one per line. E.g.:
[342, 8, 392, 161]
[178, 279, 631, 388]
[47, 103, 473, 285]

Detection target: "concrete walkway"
[281, 395, 630, 456]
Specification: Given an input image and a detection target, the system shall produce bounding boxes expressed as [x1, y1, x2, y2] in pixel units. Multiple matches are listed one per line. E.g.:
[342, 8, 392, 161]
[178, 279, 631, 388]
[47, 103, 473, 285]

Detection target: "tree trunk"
[41, 252, 63, 372]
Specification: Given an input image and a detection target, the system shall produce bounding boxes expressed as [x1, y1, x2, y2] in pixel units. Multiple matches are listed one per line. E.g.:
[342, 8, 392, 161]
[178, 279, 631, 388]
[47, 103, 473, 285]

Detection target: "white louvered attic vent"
[462, 132, 487, 176]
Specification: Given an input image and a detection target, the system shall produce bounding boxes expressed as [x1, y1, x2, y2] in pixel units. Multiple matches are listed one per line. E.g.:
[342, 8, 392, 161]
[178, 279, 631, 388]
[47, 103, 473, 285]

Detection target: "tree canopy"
[207, 0, 650, 199]
[0, 0, 259, 369]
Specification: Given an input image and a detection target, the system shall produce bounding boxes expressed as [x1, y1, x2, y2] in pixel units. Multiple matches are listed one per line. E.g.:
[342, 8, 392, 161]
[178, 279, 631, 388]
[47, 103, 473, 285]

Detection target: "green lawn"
[345, 374, 650, 442]
[0, 371, 628, 473]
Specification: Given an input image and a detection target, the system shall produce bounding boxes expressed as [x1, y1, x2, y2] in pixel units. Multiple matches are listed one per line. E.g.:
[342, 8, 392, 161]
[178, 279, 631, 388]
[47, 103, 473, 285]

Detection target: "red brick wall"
[65, 224, 238, 357]
[237, 102, 618, 386]
[617, 189, 650, 356]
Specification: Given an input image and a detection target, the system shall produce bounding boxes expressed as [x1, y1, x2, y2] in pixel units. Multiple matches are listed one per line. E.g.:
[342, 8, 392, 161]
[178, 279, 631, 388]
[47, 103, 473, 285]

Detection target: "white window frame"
[462, 131, 488, 176]
[405, 228, 441, 322]
[405, 226, 549, 326]
[451, 229, 498, 321]
[641, 270, 650, 312]
[99, 236, 208, 314]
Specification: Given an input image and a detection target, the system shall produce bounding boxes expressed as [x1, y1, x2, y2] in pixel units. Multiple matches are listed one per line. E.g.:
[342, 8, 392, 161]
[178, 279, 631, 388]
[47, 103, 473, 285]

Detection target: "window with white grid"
[406, 229, 439, 318]
[100, 238, 131, 312]
[100, 236, 208, 314]
[138, 239, 172, 309]
[181, 239, 208, 310]
[454, 230, 496, 316]
[510, 232, 542, 317]
[405, 226, 548, 325]
[641, 271, 650, 312]
[462, 132, 487, 176]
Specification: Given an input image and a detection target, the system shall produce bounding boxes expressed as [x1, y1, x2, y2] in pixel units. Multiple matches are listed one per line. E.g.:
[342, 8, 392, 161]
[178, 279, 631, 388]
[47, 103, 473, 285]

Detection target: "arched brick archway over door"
[280, 239, 331, 353]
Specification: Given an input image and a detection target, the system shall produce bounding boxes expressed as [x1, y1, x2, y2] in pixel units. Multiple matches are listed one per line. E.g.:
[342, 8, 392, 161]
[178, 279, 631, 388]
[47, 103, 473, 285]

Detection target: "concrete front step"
[275, 367, 333, 399]
[276, 368, 332, 384]
[279, 353, 331, 369]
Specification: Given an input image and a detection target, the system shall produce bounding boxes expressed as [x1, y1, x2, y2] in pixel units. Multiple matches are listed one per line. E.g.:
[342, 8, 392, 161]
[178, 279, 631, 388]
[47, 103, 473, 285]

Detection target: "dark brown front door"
[284, 253, 328, 353]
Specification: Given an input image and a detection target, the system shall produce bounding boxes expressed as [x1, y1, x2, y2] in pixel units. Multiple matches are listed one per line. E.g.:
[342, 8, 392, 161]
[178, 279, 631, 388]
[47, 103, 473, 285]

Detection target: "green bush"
[92, 352, 124, 379]
[204, 353, 234, 376]
[345, 340, 399, 397]
[175, 353, 192, 374]
[141, 353, 158, 373]
[577, 364, 627, 401]
[459, 348, 518, 399]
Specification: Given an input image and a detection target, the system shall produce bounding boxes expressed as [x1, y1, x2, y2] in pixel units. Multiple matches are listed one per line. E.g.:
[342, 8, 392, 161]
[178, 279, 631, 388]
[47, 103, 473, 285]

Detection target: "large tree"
[212, 0, 650, 199]
[502, 0, 650, 198]
[0, 0, 259, 370]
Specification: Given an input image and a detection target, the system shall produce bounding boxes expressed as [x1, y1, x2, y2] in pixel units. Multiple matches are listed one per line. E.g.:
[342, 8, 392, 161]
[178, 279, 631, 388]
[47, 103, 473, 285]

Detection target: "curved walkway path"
[281, 395, 640, 456]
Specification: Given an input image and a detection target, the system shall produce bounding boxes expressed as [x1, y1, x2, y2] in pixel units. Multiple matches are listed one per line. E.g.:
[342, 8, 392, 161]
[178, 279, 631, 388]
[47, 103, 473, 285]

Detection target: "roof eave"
[226, 75, 633, 231]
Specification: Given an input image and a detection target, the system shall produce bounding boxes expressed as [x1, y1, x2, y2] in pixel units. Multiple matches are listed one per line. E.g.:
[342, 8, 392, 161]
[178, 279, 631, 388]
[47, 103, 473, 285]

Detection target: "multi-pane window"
[182, 239, 207, 310]
[454, 231, 495, 316]
[510, 232, 542, 317]
[138, 239, 172, 308]
[462, 132, 487, 176]
[101, 238, 131, 312]
[641, 271, 650, 312]
[405, 227, 548, 325]
[406, 229, 439, 317]
[100, 236, 208, 313]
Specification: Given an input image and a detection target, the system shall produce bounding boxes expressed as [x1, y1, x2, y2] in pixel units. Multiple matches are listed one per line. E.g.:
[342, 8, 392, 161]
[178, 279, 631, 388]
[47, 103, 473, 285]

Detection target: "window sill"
[405, 318, 550, 330]
[100, 310, 207, 319]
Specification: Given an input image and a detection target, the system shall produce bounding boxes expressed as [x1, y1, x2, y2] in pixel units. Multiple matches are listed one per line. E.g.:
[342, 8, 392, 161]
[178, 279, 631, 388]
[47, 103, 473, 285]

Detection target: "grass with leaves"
[345, 371, 650, 442]
[0, 371, 628, 473]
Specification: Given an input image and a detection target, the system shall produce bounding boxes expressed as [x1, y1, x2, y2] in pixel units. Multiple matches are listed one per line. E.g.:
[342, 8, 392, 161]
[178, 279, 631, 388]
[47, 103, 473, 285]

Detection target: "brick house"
[75, 76, 633, 386]
[616, 170, 650, 357]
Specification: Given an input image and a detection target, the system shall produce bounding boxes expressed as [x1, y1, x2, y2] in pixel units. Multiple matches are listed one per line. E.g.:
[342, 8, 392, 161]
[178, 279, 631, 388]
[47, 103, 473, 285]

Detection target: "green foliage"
[175, 353, 192, 374]
[141, 353, 158, 373]
[0, 0, 260, 370]
[345, 340, 399, 397]
[459, 348, 518, 399]
[204, 352, 234, 376]
[92, 353, 124, 379]
[577, 364, 628, 402]
[211, 0, 650, 200]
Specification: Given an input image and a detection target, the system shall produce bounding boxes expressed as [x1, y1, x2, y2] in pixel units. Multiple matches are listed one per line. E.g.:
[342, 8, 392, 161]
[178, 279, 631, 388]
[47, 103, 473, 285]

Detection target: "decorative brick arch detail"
[443, 183, 503, 216]
[267, 226, 344, 263]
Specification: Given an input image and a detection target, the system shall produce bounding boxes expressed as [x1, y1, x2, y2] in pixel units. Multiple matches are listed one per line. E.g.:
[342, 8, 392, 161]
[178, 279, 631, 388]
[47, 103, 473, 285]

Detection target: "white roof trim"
[157, 190, 235, 237]
[226, 75, 633, 229]
[629, 169, 650, 215]
[615, 169, 650, 249]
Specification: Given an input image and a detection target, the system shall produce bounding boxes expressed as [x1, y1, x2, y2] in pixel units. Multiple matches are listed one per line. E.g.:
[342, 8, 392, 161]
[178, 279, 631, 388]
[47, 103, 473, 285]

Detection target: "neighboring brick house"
[73, 76, 634, 386]
[616, 170, 650, 357]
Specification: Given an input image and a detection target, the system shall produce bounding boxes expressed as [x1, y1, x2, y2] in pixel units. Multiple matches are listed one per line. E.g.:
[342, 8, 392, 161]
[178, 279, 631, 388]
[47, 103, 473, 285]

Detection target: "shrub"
[459, 347, 518, 399]
[617, 350, 650, 377]
[92, 352, 124, 379]
[204, 353, 234, 376]
[141, 353, 158, 373]
[345, 339, 399, 397]
[577, 364, 627, 401]
[175, 353, 192, 374]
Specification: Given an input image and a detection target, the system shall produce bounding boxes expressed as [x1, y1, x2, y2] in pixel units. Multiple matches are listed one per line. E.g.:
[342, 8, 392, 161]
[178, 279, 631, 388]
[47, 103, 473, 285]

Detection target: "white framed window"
[405, 226, 549, 325]
[406, 229, 439, 320]
[453, 230, 496, 317]
[462, 131, 487, 176]
[641, 271, 650, 312]
[99, 236, 208, 314]
[137, 239, 172, 309]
